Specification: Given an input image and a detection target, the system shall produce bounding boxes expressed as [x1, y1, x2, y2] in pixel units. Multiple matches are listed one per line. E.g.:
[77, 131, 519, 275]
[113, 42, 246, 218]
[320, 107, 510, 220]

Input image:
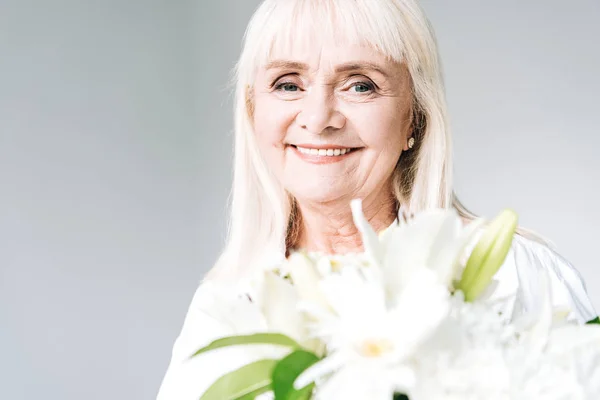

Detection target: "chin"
[287, 182, 351, 205]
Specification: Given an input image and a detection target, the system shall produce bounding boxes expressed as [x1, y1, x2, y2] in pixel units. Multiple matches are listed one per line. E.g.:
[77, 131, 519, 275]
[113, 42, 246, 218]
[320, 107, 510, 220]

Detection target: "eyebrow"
[265, 60, 391, 77]
[265, 60, 309, 71]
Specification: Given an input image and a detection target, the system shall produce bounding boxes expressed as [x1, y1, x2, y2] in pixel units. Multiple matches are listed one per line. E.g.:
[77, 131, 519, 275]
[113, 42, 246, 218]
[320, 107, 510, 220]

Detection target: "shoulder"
[496, 233, 596, 323]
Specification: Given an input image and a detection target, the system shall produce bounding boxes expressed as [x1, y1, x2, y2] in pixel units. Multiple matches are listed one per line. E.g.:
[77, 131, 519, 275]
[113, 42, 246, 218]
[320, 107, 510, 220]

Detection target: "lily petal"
[351, 199, 384, 266]
[260, 272, 307, 343]
[287, 252, 331, 311]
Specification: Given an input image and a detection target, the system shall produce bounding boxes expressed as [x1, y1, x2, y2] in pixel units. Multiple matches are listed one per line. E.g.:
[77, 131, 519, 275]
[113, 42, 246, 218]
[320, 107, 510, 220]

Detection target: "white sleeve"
[510, 235, 597, 324]
[156, 280, 280, 400]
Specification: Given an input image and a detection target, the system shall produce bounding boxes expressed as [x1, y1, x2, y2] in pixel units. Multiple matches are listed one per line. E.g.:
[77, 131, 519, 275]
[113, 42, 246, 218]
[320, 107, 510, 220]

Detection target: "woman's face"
[252, 44, 413, 205]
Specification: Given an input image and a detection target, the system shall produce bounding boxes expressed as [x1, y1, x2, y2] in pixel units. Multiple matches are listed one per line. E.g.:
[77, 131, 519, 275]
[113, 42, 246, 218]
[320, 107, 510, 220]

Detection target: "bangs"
[238, 0, 407, 82]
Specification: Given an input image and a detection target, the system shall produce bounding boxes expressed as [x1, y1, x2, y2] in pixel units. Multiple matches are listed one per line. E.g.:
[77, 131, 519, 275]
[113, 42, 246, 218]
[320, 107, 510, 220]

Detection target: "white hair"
[206, 0, 545, 281]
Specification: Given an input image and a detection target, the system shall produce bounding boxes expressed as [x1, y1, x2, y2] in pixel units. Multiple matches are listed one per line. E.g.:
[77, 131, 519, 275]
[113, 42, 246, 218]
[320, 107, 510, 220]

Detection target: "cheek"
[253, 95, 295, 149]
[252, 95, 297, 178]
[346, 102, 408, 155]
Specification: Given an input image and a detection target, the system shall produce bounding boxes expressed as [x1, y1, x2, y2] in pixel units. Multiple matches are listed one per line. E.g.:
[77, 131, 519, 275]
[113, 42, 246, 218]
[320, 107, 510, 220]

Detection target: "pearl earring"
[408, 137, 415, 149]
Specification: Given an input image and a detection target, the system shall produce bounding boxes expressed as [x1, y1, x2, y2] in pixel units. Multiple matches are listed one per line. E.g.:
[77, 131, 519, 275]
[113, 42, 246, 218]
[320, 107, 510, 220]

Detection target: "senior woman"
[157, 0, 596, 398]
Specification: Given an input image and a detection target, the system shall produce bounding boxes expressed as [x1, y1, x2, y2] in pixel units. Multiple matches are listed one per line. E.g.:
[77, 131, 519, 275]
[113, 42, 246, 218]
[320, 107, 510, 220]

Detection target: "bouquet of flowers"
[192, 200, 600, 400]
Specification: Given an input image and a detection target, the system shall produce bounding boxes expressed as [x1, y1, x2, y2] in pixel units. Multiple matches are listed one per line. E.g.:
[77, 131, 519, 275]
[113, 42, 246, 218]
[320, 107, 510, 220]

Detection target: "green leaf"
[586, 316, 600, 325]
[199, 359, 277, 400]
[273, 349, 320, 400]
[190, 333, 300, 359]
[393, 393, 410, 400]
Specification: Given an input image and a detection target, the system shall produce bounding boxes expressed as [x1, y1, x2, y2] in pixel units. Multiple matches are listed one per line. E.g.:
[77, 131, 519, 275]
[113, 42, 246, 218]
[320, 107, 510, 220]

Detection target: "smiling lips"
[289, 144, 357, 164]
[296, 146, 352, 156]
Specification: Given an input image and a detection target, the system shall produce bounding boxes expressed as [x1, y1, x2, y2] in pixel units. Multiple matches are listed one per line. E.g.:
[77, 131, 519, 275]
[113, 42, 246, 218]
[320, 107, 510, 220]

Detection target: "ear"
[403, 135, 413, 151]
[402, 103, 416, 151]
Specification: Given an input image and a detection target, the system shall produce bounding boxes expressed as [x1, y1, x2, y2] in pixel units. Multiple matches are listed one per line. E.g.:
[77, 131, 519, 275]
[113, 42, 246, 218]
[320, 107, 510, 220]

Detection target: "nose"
[295, 86, 346, 134]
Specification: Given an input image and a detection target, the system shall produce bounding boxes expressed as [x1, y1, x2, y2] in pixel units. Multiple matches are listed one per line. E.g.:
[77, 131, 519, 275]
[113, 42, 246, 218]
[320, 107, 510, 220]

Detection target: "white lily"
[295, 266, 450, 400]
[258, 271, 307, 341]
[253, 269, 327, 355]
[508, 268, 600, 398]
[285, 252, 331, 311]
[350, 199, 484, 307]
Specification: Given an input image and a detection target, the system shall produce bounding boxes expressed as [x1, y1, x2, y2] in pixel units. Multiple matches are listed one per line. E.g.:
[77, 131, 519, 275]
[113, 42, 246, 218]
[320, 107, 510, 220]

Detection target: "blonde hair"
[207, 0, 545, 281]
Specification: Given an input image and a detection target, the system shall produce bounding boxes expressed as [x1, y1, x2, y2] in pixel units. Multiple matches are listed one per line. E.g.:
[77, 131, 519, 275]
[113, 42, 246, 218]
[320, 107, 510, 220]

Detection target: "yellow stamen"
[330, 259, 342, 272]
[358, 338, 394, 357]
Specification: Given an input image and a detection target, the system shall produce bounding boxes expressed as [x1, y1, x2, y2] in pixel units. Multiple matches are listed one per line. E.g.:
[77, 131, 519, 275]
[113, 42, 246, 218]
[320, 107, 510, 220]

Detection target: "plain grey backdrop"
[1, 0, 598, 399]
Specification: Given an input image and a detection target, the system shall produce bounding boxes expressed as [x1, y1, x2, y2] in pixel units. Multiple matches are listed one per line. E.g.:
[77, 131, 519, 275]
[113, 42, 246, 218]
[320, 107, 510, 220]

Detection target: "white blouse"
[156, 234, 597, 400]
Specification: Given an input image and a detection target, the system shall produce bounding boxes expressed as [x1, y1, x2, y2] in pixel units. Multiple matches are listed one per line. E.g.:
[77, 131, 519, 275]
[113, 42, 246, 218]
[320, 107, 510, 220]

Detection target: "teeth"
[296, 146, 352, 156]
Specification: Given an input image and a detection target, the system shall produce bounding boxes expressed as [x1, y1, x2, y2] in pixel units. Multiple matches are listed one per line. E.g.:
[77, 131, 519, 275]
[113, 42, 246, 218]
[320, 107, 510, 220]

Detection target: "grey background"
[0, 0, 598, 399]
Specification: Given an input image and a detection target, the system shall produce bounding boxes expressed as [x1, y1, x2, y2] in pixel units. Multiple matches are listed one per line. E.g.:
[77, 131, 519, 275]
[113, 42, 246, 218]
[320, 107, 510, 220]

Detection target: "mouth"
[288, 144, 359, 157]
[287, 144, 361, 165]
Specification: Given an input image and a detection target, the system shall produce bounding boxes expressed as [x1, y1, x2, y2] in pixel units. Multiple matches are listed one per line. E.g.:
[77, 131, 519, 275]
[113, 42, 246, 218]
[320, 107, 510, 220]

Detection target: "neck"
[292, 189, 398, 255]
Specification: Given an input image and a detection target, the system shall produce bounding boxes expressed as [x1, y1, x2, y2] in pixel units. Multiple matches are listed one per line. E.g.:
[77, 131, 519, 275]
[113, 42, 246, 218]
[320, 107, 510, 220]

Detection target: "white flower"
[350, 199, 484, 305]
[406, 295, 515, 399]
[295, 266, 451, 400]
[406, 269, 600, 400]
[506, 268, 600, 399]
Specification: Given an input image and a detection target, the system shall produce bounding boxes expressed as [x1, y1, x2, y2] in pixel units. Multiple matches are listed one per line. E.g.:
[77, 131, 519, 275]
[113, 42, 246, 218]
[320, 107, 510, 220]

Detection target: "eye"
[275, 82, 300, 92]
[349, 81, 375, 93]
